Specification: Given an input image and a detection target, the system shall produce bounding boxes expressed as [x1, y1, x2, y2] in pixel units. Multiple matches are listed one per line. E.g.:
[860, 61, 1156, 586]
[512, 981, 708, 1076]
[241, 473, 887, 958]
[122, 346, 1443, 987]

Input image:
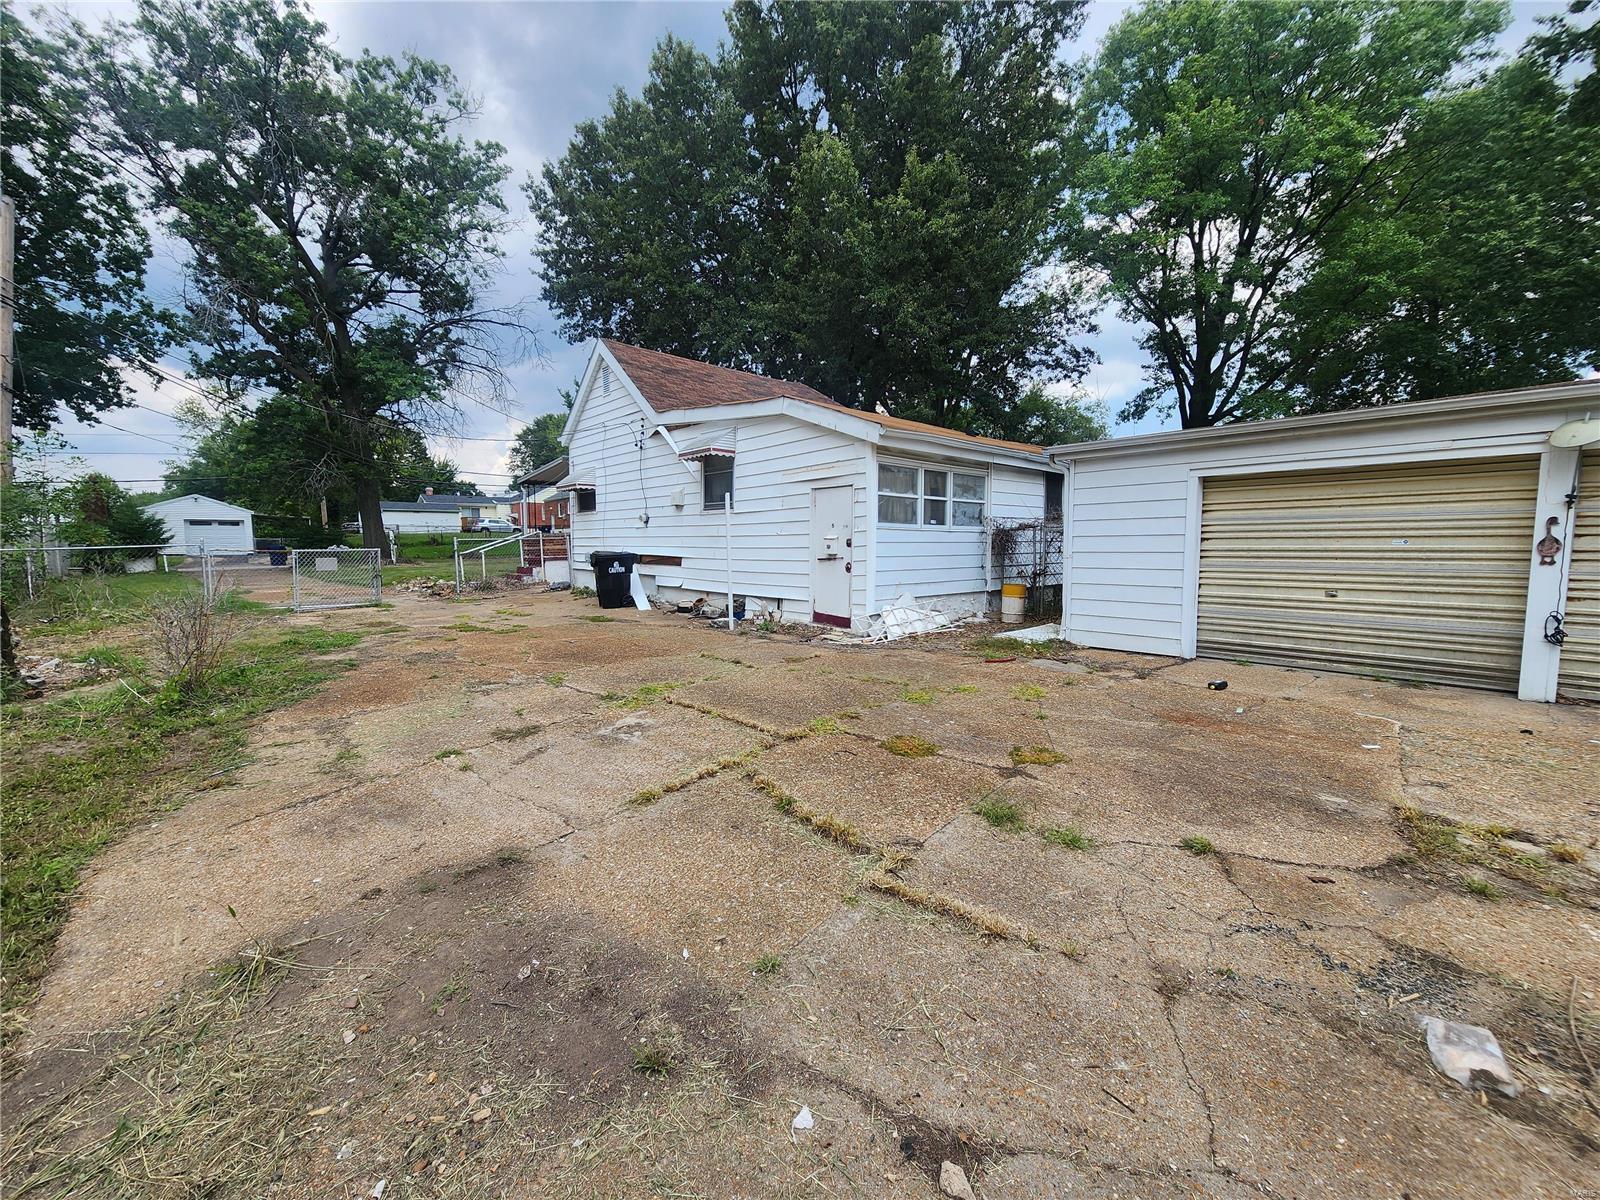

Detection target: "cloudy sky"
[32, 0, 1568, 495]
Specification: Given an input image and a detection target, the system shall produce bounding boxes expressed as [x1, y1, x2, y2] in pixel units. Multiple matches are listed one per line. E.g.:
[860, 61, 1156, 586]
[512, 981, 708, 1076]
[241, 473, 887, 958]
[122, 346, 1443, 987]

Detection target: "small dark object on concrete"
[1207, 679, 1229, 691]
[1308, 876, 1335, 884]
[1520, 728, 1534, 735]
[985, 656, 1016, 664]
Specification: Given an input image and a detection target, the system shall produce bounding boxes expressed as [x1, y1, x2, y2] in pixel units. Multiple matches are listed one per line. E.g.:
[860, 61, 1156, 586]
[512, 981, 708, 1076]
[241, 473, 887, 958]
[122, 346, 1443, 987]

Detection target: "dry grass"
[747, 773, 866, 850]
[1009, 745, 1067, 766]
[1549, 843, 1587, 864]
[631, 749, 765, 806]
[491, 722, 543, 741]
[146, 591, 250, 695]
[0, 951, 319, 1197]
[882, 734, 938, 758]
[661, 695, 785, 738]
[864, 868, 1039, 948]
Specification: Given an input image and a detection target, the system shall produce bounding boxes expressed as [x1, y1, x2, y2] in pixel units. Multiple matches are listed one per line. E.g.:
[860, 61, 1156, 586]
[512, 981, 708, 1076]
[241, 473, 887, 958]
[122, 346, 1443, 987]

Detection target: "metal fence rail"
[0, 543, 177, 600]
[290, 547, 382, 611]
[452, 531, 569, 594]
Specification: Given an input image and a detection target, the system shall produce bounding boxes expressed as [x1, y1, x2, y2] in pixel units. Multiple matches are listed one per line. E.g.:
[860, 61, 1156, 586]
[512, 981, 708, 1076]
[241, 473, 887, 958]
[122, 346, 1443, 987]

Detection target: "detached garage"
[1048, 381, 1600, 702]
[142, 494, 256, 554]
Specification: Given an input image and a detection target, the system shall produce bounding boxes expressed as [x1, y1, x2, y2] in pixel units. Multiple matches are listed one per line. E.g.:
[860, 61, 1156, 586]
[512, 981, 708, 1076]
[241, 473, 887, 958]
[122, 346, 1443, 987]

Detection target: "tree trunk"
[355, 473, 386, 559]
[1, 596, 21, 698]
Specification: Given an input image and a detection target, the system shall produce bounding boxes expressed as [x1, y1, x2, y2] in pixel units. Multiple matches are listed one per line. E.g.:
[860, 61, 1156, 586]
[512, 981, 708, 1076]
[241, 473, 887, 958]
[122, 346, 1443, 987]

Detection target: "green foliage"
[89, 0, 527, 544]
[508, 414, 569, 478]
[1, 621, 361, 1008]
[973, 795, 1027, 832]
[163, 397, 475, 526]
[529, 2, 1096, 443]
[1073, 0, 1510, 428]
[751, 953, 783, 976]
[0, 10, 171, 429]
[55, 474, 169, 570]
[1042, 825, 1093, 851]
[1180, 835, 1216, 857]
[1265, 49, 1600, 410]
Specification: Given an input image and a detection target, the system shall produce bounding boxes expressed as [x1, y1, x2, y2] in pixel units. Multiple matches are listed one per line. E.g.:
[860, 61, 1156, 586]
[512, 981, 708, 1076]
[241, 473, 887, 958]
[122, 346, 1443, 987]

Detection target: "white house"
[142, 494, 256, 554]
[1045, 380, 1600, 702]
[374, 501, 465, 535]
[560, 339, 1061, 628]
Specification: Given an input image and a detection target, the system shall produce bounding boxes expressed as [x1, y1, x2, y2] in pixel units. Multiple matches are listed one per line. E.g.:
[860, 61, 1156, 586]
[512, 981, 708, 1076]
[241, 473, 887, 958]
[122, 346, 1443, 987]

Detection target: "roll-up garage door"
[1557, 448, 1600, 701]
[1198, 457, 1539, 691]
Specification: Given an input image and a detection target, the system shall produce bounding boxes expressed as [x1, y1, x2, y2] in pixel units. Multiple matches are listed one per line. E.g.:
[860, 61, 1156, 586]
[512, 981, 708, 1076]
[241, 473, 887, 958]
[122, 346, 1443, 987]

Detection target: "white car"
[477, 518, 520, 534]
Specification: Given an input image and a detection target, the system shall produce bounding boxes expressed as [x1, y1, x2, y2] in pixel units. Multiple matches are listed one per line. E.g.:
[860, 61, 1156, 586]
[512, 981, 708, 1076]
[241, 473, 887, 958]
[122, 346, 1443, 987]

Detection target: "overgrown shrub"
[146, 592, 246, 695]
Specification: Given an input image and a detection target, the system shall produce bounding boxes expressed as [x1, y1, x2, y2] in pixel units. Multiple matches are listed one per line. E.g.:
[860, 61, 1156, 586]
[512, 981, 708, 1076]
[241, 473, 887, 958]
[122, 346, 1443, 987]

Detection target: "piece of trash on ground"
[791, 1105, 815, 1140]
[1206, 679, 1228, 690]
[1418, 1015, 1519, 1097]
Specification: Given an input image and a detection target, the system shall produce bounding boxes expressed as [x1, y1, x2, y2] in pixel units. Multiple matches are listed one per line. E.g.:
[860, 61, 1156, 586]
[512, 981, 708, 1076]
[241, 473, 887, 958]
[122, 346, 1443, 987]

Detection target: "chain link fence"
[289, 548, 383, 611]
[452, 532, 570, 594]
[989, 518, 1065, 620]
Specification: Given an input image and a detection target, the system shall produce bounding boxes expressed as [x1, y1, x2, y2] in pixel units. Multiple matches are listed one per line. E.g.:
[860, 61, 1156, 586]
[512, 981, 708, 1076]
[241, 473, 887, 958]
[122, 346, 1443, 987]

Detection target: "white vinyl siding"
[1558, 447, 1600, 701]
[565, 368, 872, 621]
[875, 461, 1047, 605]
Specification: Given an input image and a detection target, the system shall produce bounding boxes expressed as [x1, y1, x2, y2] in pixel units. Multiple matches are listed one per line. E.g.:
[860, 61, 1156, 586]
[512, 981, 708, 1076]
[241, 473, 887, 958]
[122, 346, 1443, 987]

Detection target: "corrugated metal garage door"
[1557, 448, 1600, 701]
[1198, 458, 1539, 691]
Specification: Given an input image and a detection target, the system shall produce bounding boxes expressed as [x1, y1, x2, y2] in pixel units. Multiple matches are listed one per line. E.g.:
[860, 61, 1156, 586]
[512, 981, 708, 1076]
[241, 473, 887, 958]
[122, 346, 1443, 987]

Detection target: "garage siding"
[1557, 448, 1600, 701]
[1196, 459, 1539, 690]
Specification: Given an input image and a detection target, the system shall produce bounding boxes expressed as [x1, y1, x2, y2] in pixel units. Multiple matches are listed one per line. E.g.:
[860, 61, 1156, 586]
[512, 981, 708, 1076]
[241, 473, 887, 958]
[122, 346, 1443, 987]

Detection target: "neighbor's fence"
[452, 531, 569, 595]
[0, 543, 175, 600]
[289, 547, 382, 611]
[989, 517, 1064, 620]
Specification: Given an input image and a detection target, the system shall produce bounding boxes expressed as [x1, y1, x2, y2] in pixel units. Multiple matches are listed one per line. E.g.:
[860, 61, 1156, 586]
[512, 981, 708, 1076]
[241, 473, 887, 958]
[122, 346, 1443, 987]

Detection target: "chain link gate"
[290, 548, 382, 611]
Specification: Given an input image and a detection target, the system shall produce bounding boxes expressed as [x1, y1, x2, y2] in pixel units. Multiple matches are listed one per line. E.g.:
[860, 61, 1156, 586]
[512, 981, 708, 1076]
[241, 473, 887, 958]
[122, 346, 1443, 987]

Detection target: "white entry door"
[810, 485, 853, 627]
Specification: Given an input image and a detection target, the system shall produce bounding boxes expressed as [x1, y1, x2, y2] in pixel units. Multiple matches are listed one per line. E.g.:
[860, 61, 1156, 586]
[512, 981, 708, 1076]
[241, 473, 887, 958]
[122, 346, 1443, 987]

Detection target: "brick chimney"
[424, 487, 434, 496]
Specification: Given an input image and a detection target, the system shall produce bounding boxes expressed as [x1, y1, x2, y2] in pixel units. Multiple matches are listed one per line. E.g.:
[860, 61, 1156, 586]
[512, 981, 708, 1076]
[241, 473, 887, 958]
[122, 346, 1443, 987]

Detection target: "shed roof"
[142, 493, 254, 516]
[602, 339, 1042, 457]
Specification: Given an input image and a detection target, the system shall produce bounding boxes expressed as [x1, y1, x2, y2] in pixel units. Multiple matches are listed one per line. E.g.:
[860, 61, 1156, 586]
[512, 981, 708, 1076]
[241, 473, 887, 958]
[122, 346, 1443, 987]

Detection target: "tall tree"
[508, 412, 569, 477]
[0, 10, 170, 429]
[163, 397, 475, 522]
[529, 36, 758, 365]
[529, 1, 1095, 443]
[88, 0, 530, 551]
[1072, 0, 1505, 428]
[1263, 50, 1600, 412]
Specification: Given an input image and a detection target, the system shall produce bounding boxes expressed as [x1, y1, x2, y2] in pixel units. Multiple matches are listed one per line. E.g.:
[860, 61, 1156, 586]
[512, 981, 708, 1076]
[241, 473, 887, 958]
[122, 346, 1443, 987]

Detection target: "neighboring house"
[373, 501, 463, 535]
[560, 338, 1060, 628]
[513, 456, 571, 530]
[1046, 379, 1600, 703]
[142, 494, 256, 554]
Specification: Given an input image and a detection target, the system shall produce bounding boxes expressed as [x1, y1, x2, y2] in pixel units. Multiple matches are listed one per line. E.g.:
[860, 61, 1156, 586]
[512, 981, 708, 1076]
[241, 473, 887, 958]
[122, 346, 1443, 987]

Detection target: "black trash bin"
[589, 550, 639, 609]
[262, 540, 289, 566]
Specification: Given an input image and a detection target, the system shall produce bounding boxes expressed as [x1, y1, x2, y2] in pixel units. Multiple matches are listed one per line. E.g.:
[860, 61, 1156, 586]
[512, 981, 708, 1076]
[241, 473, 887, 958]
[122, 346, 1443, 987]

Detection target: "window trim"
[877, 459, 988, 530]
[701, 455, 735, 511]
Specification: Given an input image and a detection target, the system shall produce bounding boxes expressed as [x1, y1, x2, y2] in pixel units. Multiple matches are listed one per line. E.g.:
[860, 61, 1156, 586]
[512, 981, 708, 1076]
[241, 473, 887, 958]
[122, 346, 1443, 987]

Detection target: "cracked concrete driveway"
[4, 587, 1598, 1199]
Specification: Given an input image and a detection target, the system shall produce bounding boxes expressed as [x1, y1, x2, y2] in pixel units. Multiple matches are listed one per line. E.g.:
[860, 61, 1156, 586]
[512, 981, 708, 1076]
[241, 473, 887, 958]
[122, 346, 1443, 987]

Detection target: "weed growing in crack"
[1550, 843, 1586, 863]
[491, 723, 543, 741]
[1464, 875, 1504, 900]
[1010, 745, 1067, 766]
[751, 954, 783, 976]
[1041, 826, 1092, 851]
[609, 681, 683, 710]
[1180, 835, 1216, 856]
[1011, 684, 1047, 701]
[542, 673, 566, 687]
[973, 796, 1026, 832]
[435, 748, 464, 760]
[883, 734, 937, 757]
[901, 686, 938, 705]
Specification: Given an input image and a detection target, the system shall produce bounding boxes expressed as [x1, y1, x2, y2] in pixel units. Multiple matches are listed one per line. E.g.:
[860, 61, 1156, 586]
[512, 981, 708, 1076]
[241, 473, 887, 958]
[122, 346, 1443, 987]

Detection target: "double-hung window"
[878, 463, 986, 528]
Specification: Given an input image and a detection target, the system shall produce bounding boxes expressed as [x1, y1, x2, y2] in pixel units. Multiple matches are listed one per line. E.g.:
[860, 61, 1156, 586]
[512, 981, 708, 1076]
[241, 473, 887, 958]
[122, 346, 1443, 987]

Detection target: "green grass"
[1, 622, 362, 1012]
[1041, 825, 1093, 851]
[973, 795, 1027, 832]
[1011, 684, 1048, 702]
[882, 734, 938, 758]
[606, 681, 682, 710]
[67, 645, 149, 677]
[1179, 835, 1216, 856]
[900, 686, 938, 705]
[380, 563, 450, 586]
[970, 635, 1076, 660]
[631, 1042, 674, 1077]
[751, 953, 783, 976]
[434, 748, 465, 760]
[14, 572, 200, 638]
[1464, 875, 1505, 900]
[583, 614, 617, 623]
[1009, 745, 1067, 766]
[490, 723, 543, 741]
